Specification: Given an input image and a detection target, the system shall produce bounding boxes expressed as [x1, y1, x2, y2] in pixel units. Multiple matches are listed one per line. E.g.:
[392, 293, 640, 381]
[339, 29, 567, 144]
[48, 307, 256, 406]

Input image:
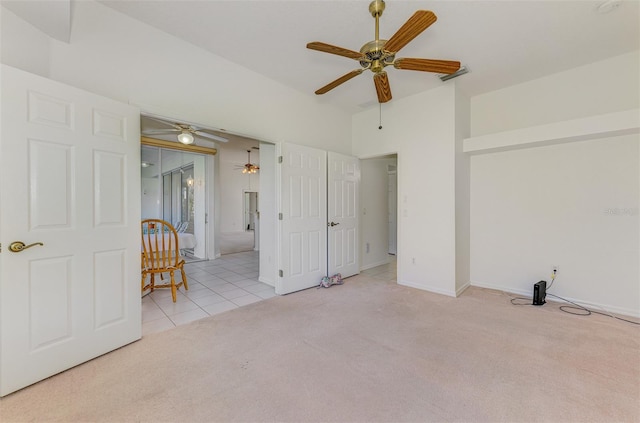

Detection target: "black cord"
[510, 297, 532, 306]
[546, 293, 640, 325]
[508, 282, 639, 325]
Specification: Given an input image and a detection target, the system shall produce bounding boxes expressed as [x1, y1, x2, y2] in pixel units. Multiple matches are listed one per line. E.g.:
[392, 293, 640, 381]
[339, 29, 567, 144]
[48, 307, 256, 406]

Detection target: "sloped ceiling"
[2, 0, 71, 42]
[99, 0, 639, 111]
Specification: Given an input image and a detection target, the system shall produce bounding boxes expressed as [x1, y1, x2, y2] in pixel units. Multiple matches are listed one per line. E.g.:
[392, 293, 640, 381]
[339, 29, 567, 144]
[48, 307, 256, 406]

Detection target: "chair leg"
[170, 270, 177, 302]
[181, 267, 189, 291]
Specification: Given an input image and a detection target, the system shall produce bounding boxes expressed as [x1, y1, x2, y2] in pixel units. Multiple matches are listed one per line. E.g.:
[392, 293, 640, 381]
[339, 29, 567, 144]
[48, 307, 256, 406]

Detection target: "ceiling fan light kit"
[241, 150, 259, 174]
[177, 130, 195, 145]
[141, 114, 230, 145]
[307, 0, 461, 104]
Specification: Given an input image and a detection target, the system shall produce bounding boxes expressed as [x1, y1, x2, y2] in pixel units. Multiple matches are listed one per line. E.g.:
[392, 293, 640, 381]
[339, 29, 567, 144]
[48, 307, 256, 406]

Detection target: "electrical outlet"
[412, 257, 416, 265]
[366, 242, 370, 253]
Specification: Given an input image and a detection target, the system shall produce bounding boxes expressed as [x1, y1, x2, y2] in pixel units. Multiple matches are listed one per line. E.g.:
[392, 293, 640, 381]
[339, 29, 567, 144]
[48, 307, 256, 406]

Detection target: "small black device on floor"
[532, 280, 547, 306]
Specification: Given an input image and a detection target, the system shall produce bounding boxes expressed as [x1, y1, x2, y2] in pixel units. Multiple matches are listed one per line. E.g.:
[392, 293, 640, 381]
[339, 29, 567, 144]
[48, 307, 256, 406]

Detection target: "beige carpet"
[2, 276, 639, 422]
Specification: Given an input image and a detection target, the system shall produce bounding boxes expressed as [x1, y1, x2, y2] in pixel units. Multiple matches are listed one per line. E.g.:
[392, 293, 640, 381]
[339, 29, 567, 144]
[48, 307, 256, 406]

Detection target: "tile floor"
[359, 256, 397, 282]
[142, 250, 275, 336]
[142, 252, 397, 336]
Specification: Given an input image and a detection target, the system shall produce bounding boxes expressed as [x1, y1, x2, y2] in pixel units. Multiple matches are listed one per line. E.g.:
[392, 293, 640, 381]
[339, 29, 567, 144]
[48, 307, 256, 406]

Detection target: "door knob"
[8, 241, 44, 253]
[328, 222, 340, 227]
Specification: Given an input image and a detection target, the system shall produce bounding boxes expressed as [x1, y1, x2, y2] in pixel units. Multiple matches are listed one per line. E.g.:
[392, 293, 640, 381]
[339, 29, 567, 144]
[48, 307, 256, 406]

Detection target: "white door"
[277, 143, 327, 295]
[327, 152, 360, 278]
[0, 65, 141, 396]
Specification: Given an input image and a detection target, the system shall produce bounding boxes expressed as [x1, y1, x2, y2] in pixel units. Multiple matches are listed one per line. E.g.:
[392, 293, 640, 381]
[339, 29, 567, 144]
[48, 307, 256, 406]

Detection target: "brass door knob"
[8, 241, 44, 253]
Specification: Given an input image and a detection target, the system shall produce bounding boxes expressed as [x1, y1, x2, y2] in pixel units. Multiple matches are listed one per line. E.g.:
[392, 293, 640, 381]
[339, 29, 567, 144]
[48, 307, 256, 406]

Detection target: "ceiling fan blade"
[384, 10, 437, 54]
[306, 42, 363, 60]
[394, 58, 460, 74]
[315, 69, 364, 95]
[193, 130, 229, 143]
[374, 72, 392, 103]
[142, 129, 180, 135]
[143, 115, 181, 130]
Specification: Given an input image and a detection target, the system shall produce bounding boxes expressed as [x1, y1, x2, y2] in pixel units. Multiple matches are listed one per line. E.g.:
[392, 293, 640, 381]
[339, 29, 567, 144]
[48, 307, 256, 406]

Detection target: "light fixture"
[177, 130, 194, 145]
[241, 150, 260, 174]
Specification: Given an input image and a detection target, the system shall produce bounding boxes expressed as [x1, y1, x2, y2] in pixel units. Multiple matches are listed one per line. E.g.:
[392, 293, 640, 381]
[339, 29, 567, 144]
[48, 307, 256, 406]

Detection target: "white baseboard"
[455, 281, 471, 297]
[259, 276, 274, 287]
[398, 279, 457, 298]
[360, 259, 390, 271]
[470, 280, 640, 319]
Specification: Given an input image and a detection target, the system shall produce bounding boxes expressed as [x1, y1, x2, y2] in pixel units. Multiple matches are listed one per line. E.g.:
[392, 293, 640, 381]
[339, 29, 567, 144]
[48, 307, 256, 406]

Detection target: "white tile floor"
[142, 250, 275, 336]
[142, 252, 397, 336]
[360, 256, 397, 281]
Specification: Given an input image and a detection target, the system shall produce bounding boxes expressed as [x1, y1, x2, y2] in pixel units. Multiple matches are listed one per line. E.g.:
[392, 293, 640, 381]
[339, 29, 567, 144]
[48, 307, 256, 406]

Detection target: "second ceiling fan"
[307, 0, 460, 103]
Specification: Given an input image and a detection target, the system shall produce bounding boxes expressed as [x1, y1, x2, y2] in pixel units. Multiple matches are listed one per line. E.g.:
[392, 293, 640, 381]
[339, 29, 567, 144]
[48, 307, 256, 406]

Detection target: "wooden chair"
[141, 219, 189, 302]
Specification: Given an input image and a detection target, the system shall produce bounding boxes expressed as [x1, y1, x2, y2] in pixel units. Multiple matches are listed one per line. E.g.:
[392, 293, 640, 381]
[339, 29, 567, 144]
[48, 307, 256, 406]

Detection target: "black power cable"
[509, 271, 639, 326]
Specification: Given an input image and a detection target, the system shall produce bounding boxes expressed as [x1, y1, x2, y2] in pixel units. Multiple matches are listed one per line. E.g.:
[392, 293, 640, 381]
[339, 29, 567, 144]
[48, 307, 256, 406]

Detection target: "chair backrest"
[141, 219, 182, 271]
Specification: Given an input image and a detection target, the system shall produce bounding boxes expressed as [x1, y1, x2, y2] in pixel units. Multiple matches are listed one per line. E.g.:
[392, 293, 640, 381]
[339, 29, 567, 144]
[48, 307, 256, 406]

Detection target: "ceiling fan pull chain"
[378, 103, 383, 130]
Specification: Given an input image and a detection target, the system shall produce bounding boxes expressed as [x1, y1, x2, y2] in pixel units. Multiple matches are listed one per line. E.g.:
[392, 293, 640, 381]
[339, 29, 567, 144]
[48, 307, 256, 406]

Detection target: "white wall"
[471, 51, 640, 137]
[455, 87, 471, 294]
[0, 7, 51, 77]
[353, 84, 461, 296]
[0, 1, 352, 155]
[469, 52, 640, 316]
[360, 157, 396, 270]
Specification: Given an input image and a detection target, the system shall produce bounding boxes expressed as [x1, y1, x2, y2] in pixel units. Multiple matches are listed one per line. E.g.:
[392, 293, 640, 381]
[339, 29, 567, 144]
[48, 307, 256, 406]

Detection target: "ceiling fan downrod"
[369, 0, 385, 41]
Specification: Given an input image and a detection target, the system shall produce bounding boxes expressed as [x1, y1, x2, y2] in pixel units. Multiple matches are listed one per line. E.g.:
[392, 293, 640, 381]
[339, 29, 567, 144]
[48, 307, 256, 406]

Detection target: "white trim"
[470, 281, 640, 319]
[360, 259, 391, 271]
[258, 276, 274, 287]
[455, 281, 471, 297]
[398, 280, 457, 298]
[463, 108, 640, 154]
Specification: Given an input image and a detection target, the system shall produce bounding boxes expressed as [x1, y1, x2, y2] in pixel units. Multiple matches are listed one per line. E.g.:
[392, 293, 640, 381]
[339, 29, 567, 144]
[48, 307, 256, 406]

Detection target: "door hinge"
[278, 156, 283, 163]
[278, 213, 283, 220]
[279, 269, 283, 277]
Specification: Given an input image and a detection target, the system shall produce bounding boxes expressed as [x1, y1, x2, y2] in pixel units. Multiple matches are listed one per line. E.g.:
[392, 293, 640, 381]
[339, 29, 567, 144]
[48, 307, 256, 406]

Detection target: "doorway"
[359, 154, 398, 273]
[244, 191, 258, 231]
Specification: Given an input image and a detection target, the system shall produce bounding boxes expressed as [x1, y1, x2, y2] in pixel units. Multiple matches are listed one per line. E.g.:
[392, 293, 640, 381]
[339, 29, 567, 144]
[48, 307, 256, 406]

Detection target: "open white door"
[277, 143, 327, 294]
[0, 65, 141, 396]
[328, 152, 360, 278]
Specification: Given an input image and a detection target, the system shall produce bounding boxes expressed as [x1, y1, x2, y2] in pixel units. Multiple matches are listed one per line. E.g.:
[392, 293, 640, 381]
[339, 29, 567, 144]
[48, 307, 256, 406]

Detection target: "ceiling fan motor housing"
[360, 40, 395, 73]
[369, 0, 385, 17]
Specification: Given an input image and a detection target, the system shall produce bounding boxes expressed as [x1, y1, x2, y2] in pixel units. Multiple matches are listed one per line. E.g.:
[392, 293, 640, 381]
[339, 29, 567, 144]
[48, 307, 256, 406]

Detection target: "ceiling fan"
[236, 149, 260, 174]
[307, 0, 460, 103]
[141, 115, 229, 145]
